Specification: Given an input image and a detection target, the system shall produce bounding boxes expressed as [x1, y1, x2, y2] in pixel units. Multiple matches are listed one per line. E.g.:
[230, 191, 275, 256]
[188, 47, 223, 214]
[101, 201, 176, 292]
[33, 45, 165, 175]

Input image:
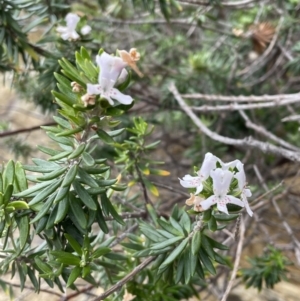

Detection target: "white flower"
[179, 152, 218, 195]
[80, 25, 91, 35]
[86, 52, 133, 106]
[57, 13, 80, 41]
[234, 161, 253, 216]
[201, 168, 244, 214]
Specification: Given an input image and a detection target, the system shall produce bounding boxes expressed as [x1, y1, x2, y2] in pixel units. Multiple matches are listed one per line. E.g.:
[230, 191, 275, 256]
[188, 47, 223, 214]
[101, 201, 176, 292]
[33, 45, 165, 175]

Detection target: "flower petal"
[65, 13, 80, 31]
[118, 49, 143, 77]
[97, 52, 126, 83]
[179, 175, 201, 188]
[116, 69, 128, 85]
[81, 25, 91, 35]
[87, 83, 101, 95]
[242, 195, 253, 216]
[201, 195, 216, 210]
[199, 152, 218, 180]
[217, 201, 229, 214]
[110, 88, 133, 105]
[56, 26, 67, 33]
[211, 169, 233, 195]
[227, 195, 244, 207]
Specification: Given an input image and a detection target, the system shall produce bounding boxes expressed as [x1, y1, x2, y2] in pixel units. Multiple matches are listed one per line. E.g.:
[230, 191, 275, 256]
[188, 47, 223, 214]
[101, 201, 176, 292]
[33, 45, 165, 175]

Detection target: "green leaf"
[67, 266, 81, 287]
[3, 160, 15, 188]
[206, 236, 229, 250]
[179, 211, 191, 233]
[72, 180, 97, 210]
[38, 146, 60, 156]
[191, 230, 202, 255]
[214, 213, 239, 222]
[100, 193, 124, 225]
[8, 201, 29, 210]
[53, 115, 72, 129]
[143, 178, 159, 197]
[65, 233, 82, 255]
[92, 247, 111, 259]
[201, 234, 215, 260]
[82, 152, 95, 166]
[54, 195, 69, 224]
[157, 218, 183, 236]
[46, 203, 59, 229]
[48, 150, 73, 161]
[96, 129, 115, 144]
[169, 217, 185, 236]
[30, 193, 55, 224]
[77, 167, 99, 187]
[199, 247, 216, 275]
[14, 180, 53, 198]
[51, 251, 81, 266]
[35, 257, 52, 274]
[68, 144, 86, 159]
[208, 215, 217, 231]
[69, 194, 87, 229]
[151, 236, 183, 250]
[95, 201, 109, 233]
[3, 184, 13, 206]
[28, 179, 62, 206]
[37, 167, 67, 181]
[47, 132, 74, 147]
[62, 165, 78, 187]
[16, 215, 29, 252]
[54, 185, 70, 203]
[14, 162, 28, 193]
[160, 237, 189, 269]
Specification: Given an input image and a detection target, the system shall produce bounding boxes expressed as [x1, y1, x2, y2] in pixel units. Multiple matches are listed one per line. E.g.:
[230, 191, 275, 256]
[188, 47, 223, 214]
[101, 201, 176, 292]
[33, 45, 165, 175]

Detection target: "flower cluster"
[56, 13, 91, 41]
[82, 49, 143, 106]
[179, 153, 253, 216]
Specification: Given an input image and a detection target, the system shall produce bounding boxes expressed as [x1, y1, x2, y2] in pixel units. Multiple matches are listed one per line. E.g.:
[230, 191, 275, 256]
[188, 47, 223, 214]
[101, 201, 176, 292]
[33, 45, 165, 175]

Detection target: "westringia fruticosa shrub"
[0, 10, 290, 300]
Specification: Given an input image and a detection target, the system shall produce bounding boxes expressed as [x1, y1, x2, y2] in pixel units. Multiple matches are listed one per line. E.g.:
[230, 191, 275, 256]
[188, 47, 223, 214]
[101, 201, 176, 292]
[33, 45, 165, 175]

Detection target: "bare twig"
[92, 256, 156, 301]
[220, 217, 245, 301]
[181, 92, 300, 102]
[0, 122, 55, 138]
[169, 82, 300, 162]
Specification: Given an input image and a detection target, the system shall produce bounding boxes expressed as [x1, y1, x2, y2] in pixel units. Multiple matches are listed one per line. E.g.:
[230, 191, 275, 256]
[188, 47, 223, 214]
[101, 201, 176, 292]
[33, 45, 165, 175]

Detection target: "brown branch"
[221, 216, 245, 301]
[92, 256, 156, 301]
[169, 82, 300, 162]
[0, 122, 56, 138]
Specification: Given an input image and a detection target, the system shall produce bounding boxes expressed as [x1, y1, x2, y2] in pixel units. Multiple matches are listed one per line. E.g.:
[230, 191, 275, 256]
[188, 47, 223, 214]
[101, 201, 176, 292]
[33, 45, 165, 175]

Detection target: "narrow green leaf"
[179, 211, 191, 233]
[157, 218, 183, 236]
[46, 203, 59, 229]
[30, 193, 55, 224]
[51, 251, 81, 266]
[206, 236, 229, 250]
[208, 215, 217, 231]
[77, 167, 99, 188]
[64, 233, 82, 255]
[95, 201, 109, 233]
[214, 213, 239, 222]
[82, 152, 95, 166]
[68, 144, 86, 159]
[3, 160, 15, 188]
[34, 257, 52, 274]
[14, 162, 28, 193]
[72, 180, 97, 210]
[160, 237, 189, 268]
[191, 230, 202, 255]
[16, 215, 29, 252]
[62, 165, 78, 187]
[201, 234, 215, 260]
[100, 193, 124, 225]
[37, 167, 67, 181]
[54, 195, 69, 224]
[199, 247, 216, 275]
[14, 180, 53, 198]
[169, 217, 185, 236]
[69, 194, 87, 229]
[28, 179, 61, 206]
[96, 129, 115, 144]
[3, 184, 13, 206]
[92, 247, 111, 259]
[151, 236, 183, 250]
[48, 150, 73, 161]
[67, 266, 81, 287]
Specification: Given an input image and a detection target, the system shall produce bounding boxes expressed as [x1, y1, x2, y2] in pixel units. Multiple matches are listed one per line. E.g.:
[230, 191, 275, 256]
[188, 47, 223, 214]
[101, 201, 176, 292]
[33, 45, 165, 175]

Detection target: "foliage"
[241, 246, 290, 291]
[1, 0, 299, 300]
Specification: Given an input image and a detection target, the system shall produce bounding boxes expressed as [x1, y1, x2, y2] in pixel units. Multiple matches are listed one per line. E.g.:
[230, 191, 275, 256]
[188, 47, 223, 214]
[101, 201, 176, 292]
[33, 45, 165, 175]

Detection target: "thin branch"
[92, 256, 156, 301]
[61, 285, 95, 301]
[169, 82, 300, 162]
[189, 97, 300, 112]
[181, 92, 300, 102]
[0, 122, 55, 138]
[220, 217, 245, 301]
[239, 110, 300, 152]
